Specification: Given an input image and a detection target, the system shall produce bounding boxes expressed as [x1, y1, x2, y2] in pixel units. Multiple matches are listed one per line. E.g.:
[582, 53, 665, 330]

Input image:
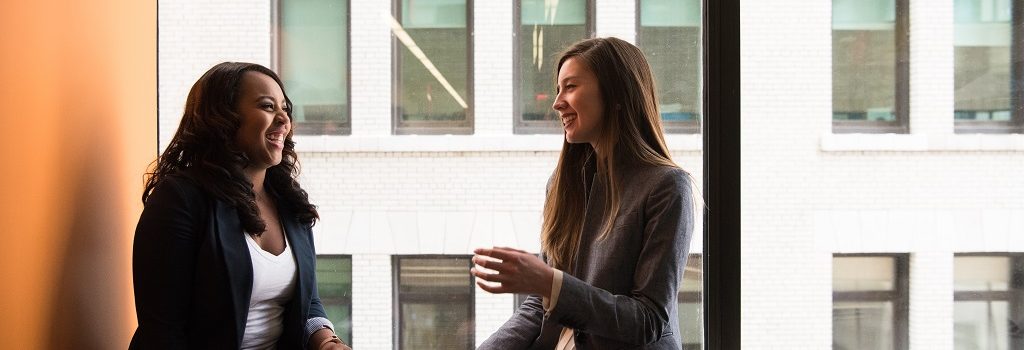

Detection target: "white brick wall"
[351, 254, 393, 349]
[161, 0, 1023, 348]
[744, 0, 1024, 347]
[909, 252, 953, 350]
[158, 0, 271, 152]
[349, 0, 392, 136]
[473, 0, 514, 135]
[596, 0, 636, 43]
[909, 0, 954, 135]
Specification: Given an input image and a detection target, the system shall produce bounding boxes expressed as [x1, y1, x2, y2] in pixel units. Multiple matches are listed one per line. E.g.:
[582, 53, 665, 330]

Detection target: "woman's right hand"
[471, 247, 554, 298]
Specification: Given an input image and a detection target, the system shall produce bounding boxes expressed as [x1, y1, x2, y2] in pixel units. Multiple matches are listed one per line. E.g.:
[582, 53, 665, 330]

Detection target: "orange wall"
[0, 0, 156, 348]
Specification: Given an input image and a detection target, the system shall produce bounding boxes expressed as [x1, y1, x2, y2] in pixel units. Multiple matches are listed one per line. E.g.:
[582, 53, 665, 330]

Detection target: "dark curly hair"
[143, 62, 318, 235]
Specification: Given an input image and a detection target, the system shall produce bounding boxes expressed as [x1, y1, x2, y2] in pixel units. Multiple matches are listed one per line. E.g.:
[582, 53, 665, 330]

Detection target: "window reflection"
[394, 256, 474, 349]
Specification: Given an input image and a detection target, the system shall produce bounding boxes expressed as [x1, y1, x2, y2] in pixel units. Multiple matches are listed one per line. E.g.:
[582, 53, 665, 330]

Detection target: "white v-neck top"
[240, 232, 297, 350]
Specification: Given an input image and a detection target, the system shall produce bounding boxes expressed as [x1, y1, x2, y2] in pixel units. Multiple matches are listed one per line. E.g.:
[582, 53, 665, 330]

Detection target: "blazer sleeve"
[546, 170, 694, 345]
[130, 176, 205, 349]
[303, 227, 327, 323]
[477, 294, 546, 349]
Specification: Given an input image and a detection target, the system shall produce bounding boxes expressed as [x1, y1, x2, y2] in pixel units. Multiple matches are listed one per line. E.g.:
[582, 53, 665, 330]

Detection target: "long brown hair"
[542, 37, 678, 270]
[143, 62, 318, 234]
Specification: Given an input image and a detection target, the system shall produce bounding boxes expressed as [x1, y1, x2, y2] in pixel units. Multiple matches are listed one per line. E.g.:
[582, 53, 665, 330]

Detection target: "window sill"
[820, 133, 1024, 152]
[294, 134, 703, 152]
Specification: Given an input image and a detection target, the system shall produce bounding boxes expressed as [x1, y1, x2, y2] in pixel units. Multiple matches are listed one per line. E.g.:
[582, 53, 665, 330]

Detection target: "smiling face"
[234, 71, 292, 171]
[553, 57, 605, 146]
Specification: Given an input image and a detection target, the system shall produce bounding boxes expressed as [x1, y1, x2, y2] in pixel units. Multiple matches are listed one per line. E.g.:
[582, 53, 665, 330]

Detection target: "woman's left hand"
[471, 247, 554, 298]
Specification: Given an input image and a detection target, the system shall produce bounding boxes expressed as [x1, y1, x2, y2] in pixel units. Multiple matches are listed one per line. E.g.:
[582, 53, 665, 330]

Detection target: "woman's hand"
[471, 247, 554, 298]
[309, 328, 351, 350]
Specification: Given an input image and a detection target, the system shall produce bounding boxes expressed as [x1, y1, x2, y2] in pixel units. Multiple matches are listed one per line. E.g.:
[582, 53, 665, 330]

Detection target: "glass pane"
[832, 0, 897, 122]
[834, 256, 896, 292]
[517, 0, 588, 130]
[638, 0, 701, 132]
[401, 302, 472, 349]
[954, 0, 1012, 122]
[955, 256, 1011, 291]
[316, 256, 352, 342]
[396, 0, 470, 126]
[833, 301, 895, 350]
[954, 300, 1010, 350]
[280, 0, 350, 135]
[678, 254, 703, 349]
[397, 257, 473, 349]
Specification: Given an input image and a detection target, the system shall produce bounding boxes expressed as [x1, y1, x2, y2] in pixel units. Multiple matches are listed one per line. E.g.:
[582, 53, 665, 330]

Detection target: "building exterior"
[159, 0, 1024, 349]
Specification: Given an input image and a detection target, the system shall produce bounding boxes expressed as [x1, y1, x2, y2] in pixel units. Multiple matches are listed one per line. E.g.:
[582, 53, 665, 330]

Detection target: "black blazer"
[130, 174, 328, 349]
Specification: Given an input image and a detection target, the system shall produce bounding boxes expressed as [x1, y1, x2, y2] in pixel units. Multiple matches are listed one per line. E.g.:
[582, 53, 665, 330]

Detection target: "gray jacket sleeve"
[477, 294, 546, 349]
[546, 171, 694, 345]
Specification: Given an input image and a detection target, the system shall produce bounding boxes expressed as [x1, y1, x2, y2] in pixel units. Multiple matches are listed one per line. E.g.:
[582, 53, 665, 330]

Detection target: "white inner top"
[240, 231, 297, 350]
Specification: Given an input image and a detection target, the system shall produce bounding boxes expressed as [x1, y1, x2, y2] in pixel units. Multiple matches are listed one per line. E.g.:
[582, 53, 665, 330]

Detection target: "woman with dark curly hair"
[130, 62, 349, 350]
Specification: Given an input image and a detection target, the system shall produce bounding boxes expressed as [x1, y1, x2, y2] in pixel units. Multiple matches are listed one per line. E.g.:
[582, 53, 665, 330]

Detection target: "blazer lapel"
[281, 208, 313, 318]
[214, 200, 252, 345]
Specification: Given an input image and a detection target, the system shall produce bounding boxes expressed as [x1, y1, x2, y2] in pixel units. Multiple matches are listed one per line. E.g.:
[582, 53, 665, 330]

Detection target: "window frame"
[271, 0, 353, 136]
[391, 0, 475, 135]
[314, 254, 354, 343]
[391, 254, 476, 350]
[512, 0, 595, 135]
[831, 0, 910, 134]
[832, 253, 910, 350]
[635, 0, 703, 134]
[702, 0, 740, 347]
[953, 0, 1024, 134]
[953, 252, 1024, 349]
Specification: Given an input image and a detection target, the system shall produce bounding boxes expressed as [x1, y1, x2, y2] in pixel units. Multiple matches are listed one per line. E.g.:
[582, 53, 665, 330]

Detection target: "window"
[832, 0, 908, 133]
[392, 0, 473, 135]
[514, 0, 593, 134]
[954, 0, 1024, 133]
[637, 0, 702, 134]
[954, 254, 1024, 350]
[832, 254, 908, 350]
[315, 255, 353, 342]
[678, 254, 703, 350]
[277, 0, 351, 135]
[393, 256, 474, 349]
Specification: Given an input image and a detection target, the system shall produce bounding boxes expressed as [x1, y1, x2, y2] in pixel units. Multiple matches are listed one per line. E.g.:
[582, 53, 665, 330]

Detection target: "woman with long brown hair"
[473, 37, 695, 349]
[130, 62, 349, 349]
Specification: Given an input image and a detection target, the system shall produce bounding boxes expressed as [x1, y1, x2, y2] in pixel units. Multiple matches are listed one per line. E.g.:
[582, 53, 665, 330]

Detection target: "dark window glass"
[279, 0, 351, 135]
[394, 256, 474, 349]
[638, 0, 702, 134]
[953, 254, 1024, 350]
[954, 0, 1024, 133]
[315, 255, 353, 343]
[832, 0, 908, 133]
[393, 0, 473, 134]
[833, 254, 909, 350]
[514, 0, 592, 134]
[678, 254, 703, 349]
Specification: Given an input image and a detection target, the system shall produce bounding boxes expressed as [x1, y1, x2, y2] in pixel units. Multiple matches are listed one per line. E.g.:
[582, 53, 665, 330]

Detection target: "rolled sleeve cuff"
[304, 317, 337, 345]
[542, 268, 564, 316]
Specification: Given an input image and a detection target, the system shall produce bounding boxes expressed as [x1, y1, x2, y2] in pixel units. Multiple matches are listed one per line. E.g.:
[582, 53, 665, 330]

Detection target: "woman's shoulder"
[630, 164, 691, 188]
[147, 172, 209, 206]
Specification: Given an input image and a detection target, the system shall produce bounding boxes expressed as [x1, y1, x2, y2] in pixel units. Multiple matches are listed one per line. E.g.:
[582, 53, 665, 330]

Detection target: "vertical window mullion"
[1013, 0, 1024, 132]
[895, 0, 910, 133]
[702, 0, 741, 347]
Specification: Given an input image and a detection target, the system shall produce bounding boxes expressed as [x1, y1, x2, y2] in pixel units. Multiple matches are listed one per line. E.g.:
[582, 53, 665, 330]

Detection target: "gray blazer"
[479, 161, 695, 349]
